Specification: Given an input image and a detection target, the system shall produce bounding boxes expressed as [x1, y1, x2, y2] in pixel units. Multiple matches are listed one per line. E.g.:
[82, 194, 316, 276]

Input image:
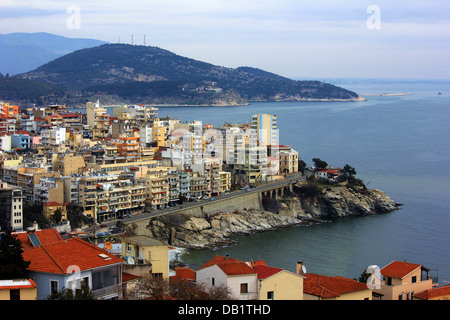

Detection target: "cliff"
[137, 183, 401, 249]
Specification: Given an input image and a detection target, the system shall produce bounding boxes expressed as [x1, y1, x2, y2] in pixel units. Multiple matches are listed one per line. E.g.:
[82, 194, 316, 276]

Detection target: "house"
[122, 235, 169, 279]
[413, 283, 450, 300]
[196, 255, 258, 300]
[376, 260, 437, 300]
[250, 260, 304, 300]
[0, 279, 37, 300]
[303, 273, 372, 300]
[20, 235, 124, 300]
[43, 201, 67, 221]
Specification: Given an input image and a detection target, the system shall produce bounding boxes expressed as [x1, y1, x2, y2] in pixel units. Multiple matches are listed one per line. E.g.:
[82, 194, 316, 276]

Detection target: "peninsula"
[7, 43, 362, 106]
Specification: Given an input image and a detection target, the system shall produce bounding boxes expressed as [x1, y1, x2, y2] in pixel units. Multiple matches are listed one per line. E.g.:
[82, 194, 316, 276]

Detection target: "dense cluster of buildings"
[0, 101, 447, 302]
[0, 101, 298, 232]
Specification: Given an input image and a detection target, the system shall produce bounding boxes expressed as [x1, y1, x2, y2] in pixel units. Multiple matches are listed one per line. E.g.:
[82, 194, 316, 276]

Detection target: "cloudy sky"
[1, 0, 449, 79]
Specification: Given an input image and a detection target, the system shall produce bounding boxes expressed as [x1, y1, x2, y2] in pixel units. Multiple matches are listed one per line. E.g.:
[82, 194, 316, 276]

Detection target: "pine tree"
[0, 230, 31, 279]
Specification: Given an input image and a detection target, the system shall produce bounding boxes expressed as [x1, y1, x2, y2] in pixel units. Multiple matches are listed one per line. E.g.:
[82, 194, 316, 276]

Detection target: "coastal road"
[100, 173, 306, 228]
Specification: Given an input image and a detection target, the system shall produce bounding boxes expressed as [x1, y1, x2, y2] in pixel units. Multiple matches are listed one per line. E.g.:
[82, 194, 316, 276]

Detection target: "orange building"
[0, 103, 19, 118]
[116, 136, 140, 159]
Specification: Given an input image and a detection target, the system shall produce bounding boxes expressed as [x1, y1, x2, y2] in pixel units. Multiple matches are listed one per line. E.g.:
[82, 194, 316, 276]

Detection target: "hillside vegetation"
[12, 44, 361, 106]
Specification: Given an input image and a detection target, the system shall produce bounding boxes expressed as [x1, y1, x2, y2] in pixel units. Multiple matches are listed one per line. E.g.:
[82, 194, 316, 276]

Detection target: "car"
[100, 224, 107, 228]
[210, 197, 215, 201]
[96, 232, 106, 237]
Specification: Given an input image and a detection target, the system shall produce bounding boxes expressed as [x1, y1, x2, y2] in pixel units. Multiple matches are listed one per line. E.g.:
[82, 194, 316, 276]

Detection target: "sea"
[111, 79, 450, 284]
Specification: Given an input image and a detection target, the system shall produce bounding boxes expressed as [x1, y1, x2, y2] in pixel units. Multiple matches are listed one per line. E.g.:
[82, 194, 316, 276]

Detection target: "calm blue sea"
[118, 80, 450, 283]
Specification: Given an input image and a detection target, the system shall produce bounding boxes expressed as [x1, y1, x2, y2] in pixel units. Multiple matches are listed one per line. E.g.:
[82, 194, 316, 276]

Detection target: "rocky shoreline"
[142, 183, 402, 250]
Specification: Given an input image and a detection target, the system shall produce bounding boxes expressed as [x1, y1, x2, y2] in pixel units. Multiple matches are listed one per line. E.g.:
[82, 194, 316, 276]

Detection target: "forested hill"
[15, 43, 362, 106]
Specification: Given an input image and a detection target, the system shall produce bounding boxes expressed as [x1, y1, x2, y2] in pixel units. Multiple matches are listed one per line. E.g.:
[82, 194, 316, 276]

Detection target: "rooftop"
[381, 260, 424, 279]
[22, 237, 123, 274]
[303, 273, 369, 299]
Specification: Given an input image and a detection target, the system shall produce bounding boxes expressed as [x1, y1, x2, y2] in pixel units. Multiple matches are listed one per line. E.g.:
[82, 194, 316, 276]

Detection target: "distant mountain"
[15, 43, 362, 106]
[0, 32, 107, 75]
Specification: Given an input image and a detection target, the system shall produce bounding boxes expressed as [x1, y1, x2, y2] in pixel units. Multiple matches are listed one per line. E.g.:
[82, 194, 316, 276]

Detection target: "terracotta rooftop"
[303, 273, 369, 299]
[381, 261, 423, 279]
[414, 284, 450, 300]
[169, 267, 196, 282]
[199, 255, 256, 276]
[253, 264, 284, 280]
[22, 237, 123, 274]
[14, 228, 63, 250]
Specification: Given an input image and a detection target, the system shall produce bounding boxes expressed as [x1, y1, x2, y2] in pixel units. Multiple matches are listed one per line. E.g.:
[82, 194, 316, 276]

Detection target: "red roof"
[381, 261, 423, 279]
[22, 237, 123, 274]
[253, 264, 284, 280]
[122, 272, 141, 283]
[414, 284, 450, 300]
[199, 255, 255, 276]
[170, 267, 196, 282]
[14, 229, 64, 250]
[44, 201, 63, 206]
[58, 113, 79, 118]
[303, 273, 368, 298]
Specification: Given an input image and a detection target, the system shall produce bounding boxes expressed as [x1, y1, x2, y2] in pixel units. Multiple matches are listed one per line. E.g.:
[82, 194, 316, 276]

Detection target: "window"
[211, 278, 215, 286]
[412, 276, 417, 283]
[398, 293, 403, 300]
[240, 283, 248, 294]
[267, 291, 274, 300]
[50, 280, 58, 294]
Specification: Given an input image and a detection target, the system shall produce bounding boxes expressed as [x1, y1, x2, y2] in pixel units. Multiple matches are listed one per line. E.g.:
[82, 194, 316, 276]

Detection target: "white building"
[196, 256, 258, 300]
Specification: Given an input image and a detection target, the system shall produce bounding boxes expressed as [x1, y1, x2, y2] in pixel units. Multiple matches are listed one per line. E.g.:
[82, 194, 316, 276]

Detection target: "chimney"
[296, 260, 305, 275]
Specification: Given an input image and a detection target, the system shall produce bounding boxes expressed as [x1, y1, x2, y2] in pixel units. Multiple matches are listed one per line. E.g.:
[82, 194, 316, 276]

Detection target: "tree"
[127, 275, 169, 300]
[127, 276, 235, 300]
[298, 160, 306, 173]
[342, 164, 357, 178]
[168, 279, 234, 300]
[0, 230, 31, 279]
[312, 158, 328, 169]
[53, 208, 62, 224]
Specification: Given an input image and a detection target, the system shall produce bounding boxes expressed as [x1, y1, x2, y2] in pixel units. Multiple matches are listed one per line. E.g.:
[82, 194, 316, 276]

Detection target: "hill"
[0, 32, 107, 76]
[16, 43, 362, 106]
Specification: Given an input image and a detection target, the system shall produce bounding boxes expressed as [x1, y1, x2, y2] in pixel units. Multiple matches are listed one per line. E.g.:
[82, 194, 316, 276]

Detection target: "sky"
[0, 0, 449, 79]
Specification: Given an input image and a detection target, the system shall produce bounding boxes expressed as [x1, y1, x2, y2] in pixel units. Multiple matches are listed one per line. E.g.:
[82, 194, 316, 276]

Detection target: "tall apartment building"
[251, 114, 278, 146]
[78, 173, 145, 222]
[86, 101, 110, 139]
[167, 170, 180, 205]
[139, 168, 169, 210]
[0, 181, 23, 231]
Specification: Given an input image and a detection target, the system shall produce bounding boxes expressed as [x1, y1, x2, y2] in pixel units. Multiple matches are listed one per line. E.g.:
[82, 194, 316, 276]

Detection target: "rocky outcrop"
[144, 209, 304, 249]
[285, 184, 401, 219]
[136, 183, 401, 250]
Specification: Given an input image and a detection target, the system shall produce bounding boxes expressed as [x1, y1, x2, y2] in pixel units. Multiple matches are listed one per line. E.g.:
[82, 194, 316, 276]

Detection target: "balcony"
[93, 284, 122, 300]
